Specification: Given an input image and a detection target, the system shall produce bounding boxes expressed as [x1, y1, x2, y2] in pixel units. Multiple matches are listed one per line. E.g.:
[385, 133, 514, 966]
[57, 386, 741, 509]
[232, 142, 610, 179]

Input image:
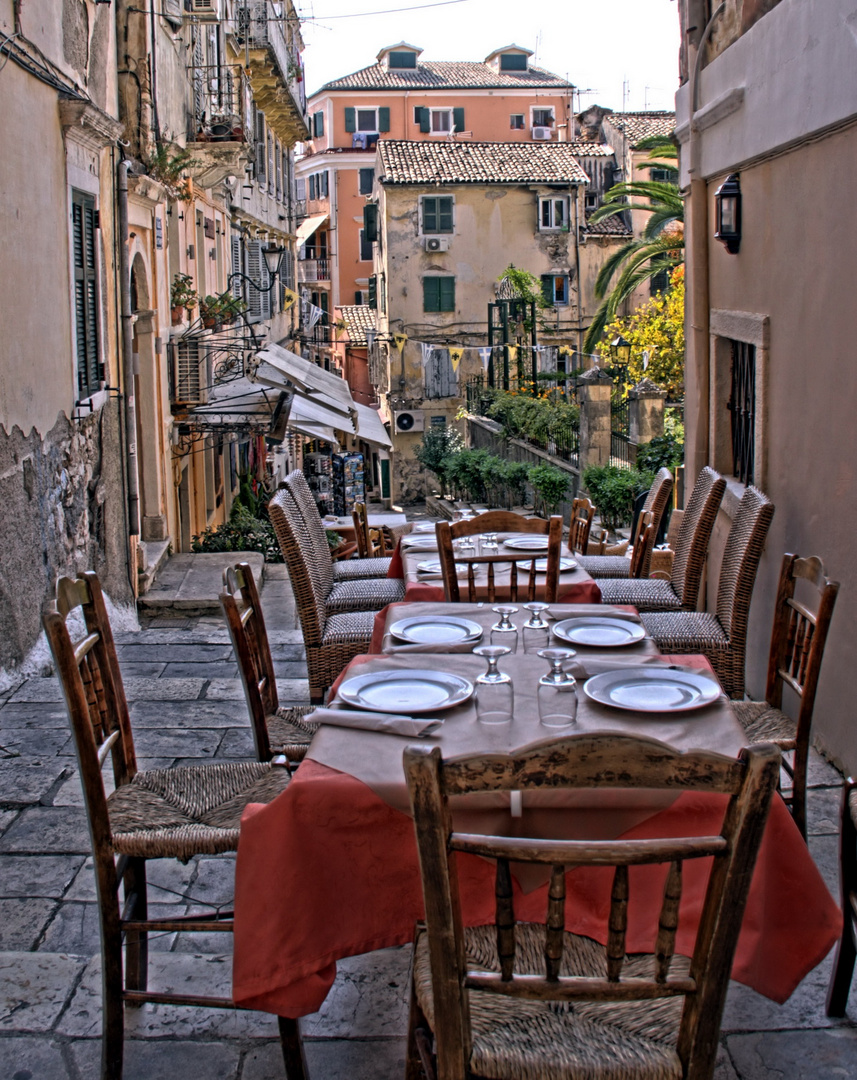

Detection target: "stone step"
[138, 551, 266, 615]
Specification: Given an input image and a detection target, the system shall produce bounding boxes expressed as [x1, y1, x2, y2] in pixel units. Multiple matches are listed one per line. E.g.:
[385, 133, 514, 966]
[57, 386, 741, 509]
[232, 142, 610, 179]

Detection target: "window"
[650, 167, 673, 182]
[312, 111, 324, 137]
[358, 167, 374, 195]
[416, 107, 464, 133]
[539, 196, 569, 231]
[430, 109, 451, 133]
[354, 289, 365, 304]
[357, 108, 377, 132]
[359, 228, 373, 262]
[728, 340, 756, 485]
[510, 114, 525, 130]
[532, 108, 555, 127]
[254, 108, 266, 185]
[585, 192, 599, 210]
[389, 50, 417, 69]
[500, 53, 527, 71]
[308, 170, 329, 199]
[71, 189, 102, 398]
[425, 348, 457, 398]
[423, 276, 455, 313]
[367, 275, 377, 309]
[541, 274, 569, 306]
[421, 195, 453, 234]
[363, 202, 378, 242]
[650, 268, 670, 295]
[345, 106, 389, 134]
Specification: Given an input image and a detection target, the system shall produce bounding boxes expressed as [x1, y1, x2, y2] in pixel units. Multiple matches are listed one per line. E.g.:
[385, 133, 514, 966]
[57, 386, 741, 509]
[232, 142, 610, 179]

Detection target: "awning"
[183, 378, 292, 441]
[287, 394, 355, 448]
[296, 213, 328, 247]
[248, 343, 354, 415]
[354, 402, 392, 449]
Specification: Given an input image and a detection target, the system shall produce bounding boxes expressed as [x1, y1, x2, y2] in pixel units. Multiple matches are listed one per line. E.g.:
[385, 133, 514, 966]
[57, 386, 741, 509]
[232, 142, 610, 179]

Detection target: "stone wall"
[0, 403, 133, 679]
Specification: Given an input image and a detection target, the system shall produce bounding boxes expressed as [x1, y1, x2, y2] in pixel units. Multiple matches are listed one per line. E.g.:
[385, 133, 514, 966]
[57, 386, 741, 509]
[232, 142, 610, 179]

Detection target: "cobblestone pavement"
[1, 563, 856, 1078]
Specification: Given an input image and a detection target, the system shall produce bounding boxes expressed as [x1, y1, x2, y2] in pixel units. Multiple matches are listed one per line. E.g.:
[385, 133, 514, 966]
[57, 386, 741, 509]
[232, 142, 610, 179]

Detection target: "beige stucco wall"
[685, 122, 857, 773]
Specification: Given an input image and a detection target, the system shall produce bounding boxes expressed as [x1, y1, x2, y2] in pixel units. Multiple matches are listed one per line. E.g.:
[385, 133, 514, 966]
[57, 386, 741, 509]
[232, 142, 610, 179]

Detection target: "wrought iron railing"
[233, 1, 307, 114]
[611, 397, 632, 467]
[464, 376, 580, 466]
[728, 340, 755, 484]
[297, 258, 330, 282]
[188, 63, 252, 143]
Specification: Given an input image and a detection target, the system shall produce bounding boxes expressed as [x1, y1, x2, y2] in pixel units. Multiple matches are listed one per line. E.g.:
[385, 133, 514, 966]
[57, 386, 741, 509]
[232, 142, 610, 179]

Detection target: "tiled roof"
[377, 141, 589, 185]
[338, 305, 375, 345]
[606, 112, 676, 147]
[566, 141, 615, 158]
[583, 210, 631, 237]
[318, 61, 573, 93]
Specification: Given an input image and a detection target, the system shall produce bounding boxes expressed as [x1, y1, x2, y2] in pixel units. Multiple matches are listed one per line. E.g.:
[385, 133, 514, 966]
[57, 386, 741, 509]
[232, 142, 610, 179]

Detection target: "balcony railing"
[298, 258, 330, 283]
[188, 63, 252, 144]
[232, 2, 307, 119]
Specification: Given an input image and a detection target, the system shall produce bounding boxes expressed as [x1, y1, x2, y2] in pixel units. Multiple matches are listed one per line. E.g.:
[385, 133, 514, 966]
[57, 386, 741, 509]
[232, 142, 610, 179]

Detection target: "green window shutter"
[439, 197, 453, 232]
[344, 107, 356, 133]
[313, 111, 324, 137]
[423, 277, 440, 312]
[419, 107, 431, 133]
[363, 202, 378, 242]
[541, 274, 553, 305]
[378, 107, 390, 132]
[439, 276, 455, 312]
[322, 170, 329, 196]
[453, 107, 465, 133]
[368, 274, 377, 309]
[422, 197, 437, 233]
[72, 190, 100, 397]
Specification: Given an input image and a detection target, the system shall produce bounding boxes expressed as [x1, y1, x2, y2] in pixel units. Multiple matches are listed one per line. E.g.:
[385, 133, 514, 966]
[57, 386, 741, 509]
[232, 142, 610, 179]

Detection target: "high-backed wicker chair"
[283, 470, 392, 580]
[731, 553, 839, 838]
[595, 466, 726, 612]
[275, 476, 405, 614]
[220, 562, 319, 762]
[568, 496, 595, 554]
[640, 486, 775, 700]
[436, 511, 563, 603]
[578, 467, 674, 578]
[826, 777, 857, 1016]
[42, 572, 306, 1080]
[405, 734, 780, 1080]
[269, 489, 375, 703]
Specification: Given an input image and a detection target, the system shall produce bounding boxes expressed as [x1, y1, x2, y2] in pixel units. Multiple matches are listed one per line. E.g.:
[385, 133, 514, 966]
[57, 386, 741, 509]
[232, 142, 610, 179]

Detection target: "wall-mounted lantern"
[714, 173, 742, 254]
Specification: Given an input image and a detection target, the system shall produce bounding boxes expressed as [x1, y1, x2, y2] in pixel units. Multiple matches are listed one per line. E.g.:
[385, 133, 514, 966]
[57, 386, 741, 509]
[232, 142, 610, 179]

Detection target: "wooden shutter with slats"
[72, 190, 101, 397]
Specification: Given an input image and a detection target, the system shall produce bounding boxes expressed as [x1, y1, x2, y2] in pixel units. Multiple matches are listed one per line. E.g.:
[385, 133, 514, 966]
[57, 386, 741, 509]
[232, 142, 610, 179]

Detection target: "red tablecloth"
[233, 746, 839, 1019]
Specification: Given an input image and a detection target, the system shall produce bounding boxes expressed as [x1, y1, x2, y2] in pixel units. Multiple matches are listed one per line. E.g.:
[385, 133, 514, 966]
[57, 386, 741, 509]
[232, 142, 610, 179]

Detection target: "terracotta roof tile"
[377, 141, 589, 185]
[566, 141, 615, 157]
[318, 61, 573, 92]
[338, 305, 375, 344]
[583, 210, 632, 237]
[606, 112, 676, 147]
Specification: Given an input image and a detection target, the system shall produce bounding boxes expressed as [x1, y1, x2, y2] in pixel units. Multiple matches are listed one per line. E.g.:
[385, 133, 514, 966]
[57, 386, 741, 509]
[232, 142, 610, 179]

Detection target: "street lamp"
[262, 242, 287, 280]
[610, 334, 632, 365]
[714, 173, 742, 254]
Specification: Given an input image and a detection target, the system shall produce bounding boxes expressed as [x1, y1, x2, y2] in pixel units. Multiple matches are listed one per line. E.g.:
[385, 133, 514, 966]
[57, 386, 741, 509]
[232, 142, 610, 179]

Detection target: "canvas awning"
[182, 379, 291, 441]
[296, 213, 327, 247]
[353, 402, 392, 449]
[247, 343, 355, 416]
[287, 394, 357, 448]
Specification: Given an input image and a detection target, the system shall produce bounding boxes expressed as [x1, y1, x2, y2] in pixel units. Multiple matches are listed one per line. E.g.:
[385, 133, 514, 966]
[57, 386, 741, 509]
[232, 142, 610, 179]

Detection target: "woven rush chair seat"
[107, 762, 289, 862]
[731, 701, 796, 748]
[414, 923, 687, 1080]
[597, 577, 684, 610]
[269, 706, 319, 761]
[333, 556, 392, 581]
[326, 576, 405, 613]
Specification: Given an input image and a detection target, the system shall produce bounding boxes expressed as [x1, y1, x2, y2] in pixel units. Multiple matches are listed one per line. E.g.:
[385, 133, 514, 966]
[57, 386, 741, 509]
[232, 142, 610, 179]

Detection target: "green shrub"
[528, 463, 569, 516]
[414, 426, 463, 493]
[191, 502, 283, 562]
[582, 464, 651, 533]
[636, 434, 683, 473]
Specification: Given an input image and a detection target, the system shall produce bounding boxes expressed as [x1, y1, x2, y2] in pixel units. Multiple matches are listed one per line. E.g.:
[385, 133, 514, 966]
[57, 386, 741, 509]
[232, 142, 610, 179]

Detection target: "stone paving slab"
[0, 898, 58, 950]
[0, 1036, 75, 1079]
[0, 952, 85, 1033]
[139, 551, 265, 614]
[243, 1038, 406, 1080]
[725, 1027, 857, 1077]
[71, 1037, 243, 1080]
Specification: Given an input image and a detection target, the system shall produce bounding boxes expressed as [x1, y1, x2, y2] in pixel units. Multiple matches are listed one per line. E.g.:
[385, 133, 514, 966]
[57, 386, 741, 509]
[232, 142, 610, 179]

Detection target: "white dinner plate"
[503, 536, 550, 552]
[515, 557, 577, 573]
[411, 522, 437, 533]
[389, 615, 483, 645]
[402, 536, 439, 550]
[552, 616, 646, 647]
[583, 666, 722, 713]
[337, 669, 474, 713]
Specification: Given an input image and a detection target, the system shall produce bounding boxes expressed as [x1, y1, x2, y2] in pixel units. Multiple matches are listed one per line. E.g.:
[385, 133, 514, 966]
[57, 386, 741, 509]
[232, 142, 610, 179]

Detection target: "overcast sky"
[295, 0, 681, 114]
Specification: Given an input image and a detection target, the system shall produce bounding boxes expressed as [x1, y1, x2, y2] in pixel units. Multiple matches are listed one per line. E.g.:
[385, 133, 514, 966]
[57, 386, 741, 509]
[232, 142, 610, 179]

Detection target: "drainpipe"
[686, 2, 725, 482]
[117, 157, 140, 535]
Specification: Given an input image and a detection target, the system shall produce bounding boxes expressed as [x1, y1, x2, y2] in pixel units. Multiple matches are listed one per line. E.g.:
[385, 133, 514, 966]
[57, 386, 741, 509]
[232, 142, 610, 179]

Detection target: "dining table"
[387, 529, 603, 604]
[232, 602, 840, 1020]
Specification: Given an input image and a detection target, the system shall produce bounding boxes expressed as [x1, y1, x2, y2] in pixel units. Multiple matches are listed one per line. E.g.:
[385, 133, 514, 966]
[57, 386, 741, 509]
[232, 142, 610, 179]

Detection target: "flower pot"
[171, 305, 185, 326]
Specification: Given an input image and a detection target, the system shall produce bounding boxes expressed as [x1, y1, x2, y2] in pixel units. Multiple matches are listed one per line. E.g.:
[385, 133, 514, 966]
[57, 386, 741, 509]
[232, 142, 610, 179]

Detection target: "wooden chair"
[276, 473, 405, 614]
[404, 733, 780, 1080]
[269, 488, 376, 703]
[827, 777, 857, 1016]
[578, 467, 674, 578]
[569, 496, 595, 554]
[639, 486, 774, 700]
[220, 562, 318, 762]
[595, 466, 726, 612]
[283, 470, 392, 581]
[627, 510, 656, 579]
[731, 553, 840, 838]
[352, 500, 389, 558]
[42, 572, 306, 1080]
[436, 511, 563, 604]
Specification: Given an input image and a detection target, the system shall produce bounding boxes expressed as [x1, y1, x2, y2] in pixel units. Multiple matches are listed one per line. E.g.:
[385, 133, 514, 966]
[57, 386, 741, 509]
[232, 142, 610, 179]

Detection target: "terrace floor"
[1, 559, 856, 1078]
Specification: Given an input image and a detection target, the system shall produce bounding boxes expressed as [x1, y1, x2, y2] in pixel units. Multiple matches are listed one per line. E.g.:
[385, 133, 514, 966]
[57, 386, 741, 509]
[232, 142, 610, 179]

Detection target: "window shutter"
[378, 107, 390, 132]
[426, 349, 455, 398]
[296, 177, 306, 201]
[419, 107, 431, 133]
[245, 240, 263, 321]
[231, 235, 243, 300]
[453, 107, 465, 132]
[344, 107, 356, 133]
[541, 274, 553, 305]
[423, 277, 439, 313]
[440, 276, 455, 311]
[422, 197, 437, 233]
[439, 197, 453, 232]
[313, 111, 324, 137]
[72, 191, 100, 397]
[260, 256, 271, 320]
[255, 110, 266, 183]
[322, 170, 329, 196]
[363, 203, 378, 242]
[367, 274, 377, 309]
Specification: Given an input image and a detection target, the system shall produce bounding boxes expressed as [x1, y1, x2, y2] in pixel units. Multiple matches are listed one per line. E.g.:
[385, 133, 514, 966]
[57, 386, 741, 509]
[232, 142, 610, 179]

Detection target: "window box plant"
[170, 273, 198, 325]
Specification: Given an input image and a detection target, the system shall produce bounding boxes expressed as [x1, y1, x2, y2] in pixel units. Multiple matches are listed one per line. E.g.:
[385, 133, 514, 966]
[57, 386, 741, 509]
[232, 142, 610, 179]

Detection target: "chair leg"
[826, 920, 856, 1017]
[791, 743, 810, 841]
[123, 857, 148, 993]
[101, 915, 125, 1080]
[406, 976, 434, 1080]
[827, 781, 857, 1016]
[278, 1015, 309, 1080]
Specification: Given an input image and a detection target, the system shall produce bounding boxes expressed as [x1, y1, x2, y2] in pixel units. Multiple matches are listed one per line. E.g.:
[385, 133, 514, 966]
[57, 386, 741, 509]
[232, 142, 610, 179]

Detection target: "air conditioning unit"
[394, 410, 425, 433]
[187, 0, 221, 20]
[423, 237, 450, 253]
[532, 126, 552, 141]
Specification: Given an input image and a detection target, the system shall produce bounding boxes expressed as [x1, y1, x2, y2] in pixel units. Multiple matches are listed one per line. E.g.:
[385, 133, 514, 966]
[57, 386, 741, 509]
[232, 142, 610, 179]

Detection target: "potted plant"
[170, 273, 198, 325]
[199, 295, 223, 329]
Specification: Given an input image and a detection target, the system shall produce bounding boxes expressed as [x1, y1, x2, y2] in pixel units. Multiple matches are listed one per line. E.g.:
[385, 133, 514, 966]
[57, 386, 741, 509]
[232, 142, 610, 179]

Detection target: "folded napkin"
[307, 707, 441, 737]
[402, 538, 438, 551]
[565, 657, 712, 680]
[547, 606, 643, 624]
[381, 635, 478, 655]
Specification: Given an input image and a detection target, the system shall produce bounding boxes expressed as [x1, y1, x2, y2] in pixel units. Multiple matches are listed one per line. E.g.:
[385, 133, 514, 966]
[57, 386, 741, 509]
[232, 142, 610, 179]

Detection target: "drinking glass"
[473, 645, 514, 724]
[537, 648, 579, 728]
[522, 602, 552, 654]
[490, 606, 519, 654]
[480, 531, 499, 553]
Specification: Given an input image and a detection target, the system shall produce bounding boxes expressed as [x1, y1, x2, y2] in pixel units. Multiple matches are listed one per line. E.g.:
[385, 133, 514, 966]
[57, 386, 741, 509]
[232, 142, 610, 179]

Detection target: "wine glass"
[480, 531, 499, 553]
[473, 645, 514, 724]
[490, 606, 518, 654]
[537, 648, 579, 728]
[522, 602, 552, 654]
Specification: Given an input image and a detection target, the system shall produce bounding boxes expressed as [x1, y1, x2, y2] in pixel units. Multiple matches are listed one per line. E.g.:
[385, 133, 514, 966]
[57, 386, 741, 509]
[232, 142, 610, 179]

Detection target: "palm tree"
[582, 138, 683, 354]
